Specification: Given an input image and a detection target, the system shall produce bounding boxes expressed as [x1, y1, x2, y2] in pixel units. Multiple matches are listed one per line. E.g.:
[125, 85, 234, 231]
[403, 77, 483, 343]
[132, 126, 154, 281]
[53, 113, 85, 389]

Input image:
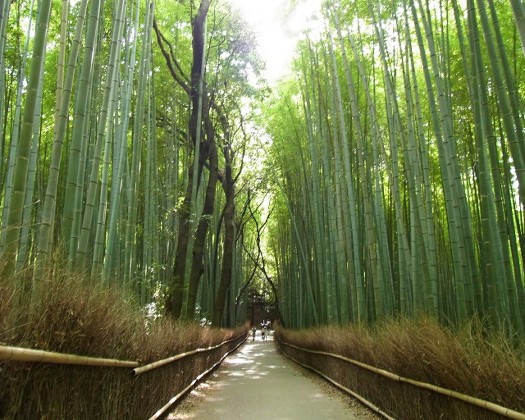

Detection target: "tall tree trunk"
[212, 161, 235, 326]
[166, 0, 211, 319]
[186, 136, 218, 320]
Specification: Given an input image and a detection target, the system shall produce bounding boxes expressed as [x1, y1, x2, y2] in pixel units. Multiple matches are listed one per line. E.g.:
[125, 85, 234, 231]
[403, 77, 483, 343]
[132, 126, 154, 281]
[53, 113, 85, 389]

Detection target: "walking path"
[168, 332, 378, 419]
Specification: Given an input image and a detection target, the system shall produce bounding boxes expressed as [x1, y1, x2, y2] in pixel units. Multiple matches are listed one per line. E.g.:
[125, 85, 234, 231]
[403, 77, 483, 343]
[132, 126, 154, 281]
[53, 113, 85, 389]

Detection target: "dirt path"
[168, 332, 380, 420]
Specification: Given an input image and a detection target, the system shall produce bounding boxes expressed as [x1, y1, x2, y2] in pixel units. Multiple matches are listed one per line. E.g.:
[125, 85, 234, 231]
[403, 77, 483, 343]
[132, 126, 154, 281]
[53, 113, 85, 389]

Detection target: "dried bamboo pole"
[134, 332, 247, 375]
[0, 345, 138, 368]
[149, 333, 247, 419]
[0, 332, 247, 372]
[277, 342, 395, 420]
[278, 340, 525, 420]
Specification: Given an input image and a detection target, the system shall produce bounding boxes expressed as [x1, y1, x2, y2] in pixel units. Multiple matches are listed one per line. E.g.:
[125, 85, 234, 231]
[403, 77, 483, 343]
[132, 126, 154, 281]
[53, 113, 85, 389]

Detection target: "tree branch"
[153, 17, 191, 94]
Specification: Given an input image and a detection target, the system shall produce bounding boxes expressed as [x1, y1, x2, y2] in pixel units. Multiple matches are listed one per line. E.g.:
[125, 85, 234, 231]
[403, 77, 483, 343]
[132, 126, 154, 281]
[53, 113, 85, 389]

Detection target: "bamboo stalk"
[278, 340, 525, 420]
[0, 345, 138, 368]
[0, 0, 53, 276]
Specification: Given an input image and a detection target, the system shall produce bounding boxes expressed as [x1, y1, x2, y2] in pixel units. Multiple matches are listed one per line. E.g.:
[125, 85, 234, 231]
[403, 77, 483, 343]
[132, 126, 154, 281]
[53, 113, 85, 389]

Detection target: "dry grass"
[0, 268, 247, 419]
[275, 317, 525, 419]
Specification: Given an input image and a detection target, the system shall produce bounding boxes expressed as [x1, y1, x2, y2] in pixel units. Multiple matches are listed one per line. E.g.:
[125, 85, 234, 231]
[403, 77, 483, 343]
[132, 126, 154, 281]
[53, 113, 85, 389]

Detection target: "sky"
[227, 0, 323, 83]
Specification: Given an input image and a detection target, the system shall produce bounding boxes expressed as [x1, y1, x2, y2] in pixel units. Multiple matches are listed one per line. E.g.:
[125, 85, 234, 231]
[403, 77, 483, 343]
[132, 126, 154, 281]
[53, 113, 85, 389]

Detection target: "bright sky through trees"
[228, 0, 322, 83]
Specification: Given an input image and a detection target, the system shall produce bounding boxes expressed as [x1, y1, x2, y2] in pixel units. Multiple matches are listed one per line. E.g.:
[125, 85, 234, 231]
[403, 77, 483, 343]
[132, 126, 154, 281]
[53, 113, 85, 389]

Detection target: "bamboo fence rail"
[0, 332, 248, 372]
[278, 343, 395, 420]
[134, 334, 244, 375]
[149, 332, 247, 419]
[0, 345, 139, 368]
[277, 339, 525, 420]
[1, 330, 248, 418]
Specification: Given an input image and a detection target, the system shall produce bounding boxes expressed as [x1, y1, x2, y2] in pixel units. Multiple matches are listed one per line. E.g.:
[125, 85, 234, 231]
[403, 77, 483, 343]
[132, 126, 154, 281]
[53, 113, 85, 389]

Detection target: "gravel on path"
[168, 333, 381, 420]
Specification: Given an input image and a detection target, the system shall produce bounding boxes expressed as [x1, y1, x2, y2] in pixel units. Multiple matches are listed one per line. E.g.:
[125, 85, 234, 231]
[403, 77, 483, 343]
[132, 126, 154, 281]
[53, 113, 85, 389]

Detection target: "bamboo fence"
[134, 334, 244, 375]
[277, 339, 525, 420]
[148, 333, 247, 419]
[0, 332, 248, 372]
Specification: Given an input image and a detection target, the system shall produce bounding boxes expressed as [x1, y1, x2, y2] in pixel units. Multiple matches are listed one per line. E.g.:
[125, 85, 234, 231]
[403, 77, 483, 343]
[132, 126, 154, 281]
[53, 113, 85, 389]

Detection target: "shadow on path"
[168, 333, 370, 419]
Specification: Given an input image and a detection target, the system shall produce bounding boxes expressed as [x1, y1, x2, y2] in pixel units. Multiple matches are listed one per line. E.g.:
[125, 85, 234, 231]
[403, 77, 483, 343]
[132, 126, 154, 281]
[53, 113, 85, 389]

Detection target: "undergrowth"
[275, 318, 525, 419]
[0, 267, 247, 419]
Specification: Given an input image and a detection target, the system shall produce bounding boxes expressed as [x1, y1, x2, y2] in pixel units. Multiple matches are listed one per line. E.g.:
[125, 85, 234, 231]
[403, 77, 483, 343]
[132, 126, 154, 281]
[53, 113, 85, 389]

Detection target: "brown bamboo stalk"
[0, 345, 138, 367]
[278, 341, 525, 420]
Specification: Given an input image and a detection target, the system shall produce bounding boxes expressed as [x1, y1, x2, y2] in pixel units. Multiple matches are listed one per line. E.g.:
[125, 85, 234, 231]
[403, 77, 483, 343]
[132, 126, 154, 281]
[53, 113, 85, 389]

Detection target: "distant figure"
[261, 325, 267, 341]
[252, 327, 256, 341]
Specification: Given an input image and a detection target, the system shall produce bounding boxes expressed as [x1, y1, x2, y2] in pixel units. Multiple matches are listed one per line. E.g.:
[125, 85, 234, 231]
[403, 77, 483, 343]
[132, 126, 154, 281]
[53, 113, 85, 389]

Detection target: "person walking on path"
[261, 324, 267, 341]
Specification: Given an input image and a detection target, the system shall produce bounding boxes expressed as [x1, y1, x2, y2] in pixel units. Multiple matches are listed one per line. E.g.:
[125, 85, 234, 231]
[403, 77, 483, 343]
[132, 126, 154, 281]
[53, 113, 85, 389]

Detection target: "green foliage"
[2, 0, 525, 373]
[0, 0, 268, 329]
[265, 0, 525, 334]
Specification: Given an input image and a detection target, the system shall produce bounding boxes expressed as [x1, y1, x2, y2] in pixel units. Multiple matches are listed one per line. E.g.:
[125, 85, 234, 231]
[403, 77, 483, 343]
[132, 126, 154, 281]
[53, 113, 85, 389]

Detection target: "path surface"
[169, 332, 379, 420]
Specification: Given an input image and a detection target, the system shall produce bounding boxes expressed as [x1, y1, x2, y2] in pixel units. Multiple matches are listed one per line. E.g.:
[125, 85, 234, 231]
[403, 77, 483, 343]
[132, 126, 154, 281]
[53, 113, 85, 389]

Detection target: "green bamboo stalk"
[403, 1, 439, 320]
[1, 0, 52, 276]
[16, 57, 44, 271]
[509, 0, 525, 56]
[299, 45, 329, 323]
[343, 19, 394, 321]
[104, 0, 140, 283]
[125, 0, 154, 287]
[330, 9, 368, 323]
[367, 0, 417, 317]
[61, 0, 102, 263]
[476, 0, 523, 329]
[0, 0, 10, 180]
[142, 55, 159, 303]
[328, 31, 366, 322]
[54, 0, 69, 124]
[1, 0, 36, 252]
[476, 0, 525, 204]
[91, 103, 113, 279]
[485, 1, 524, 312]
[35, 0, 89, 274]
[395, 8, 427, 314]
[275, 153, 319, 326]
[411, 0, 473, 322]
[77, 0, 127, 267]
[68, 60, 98, 266]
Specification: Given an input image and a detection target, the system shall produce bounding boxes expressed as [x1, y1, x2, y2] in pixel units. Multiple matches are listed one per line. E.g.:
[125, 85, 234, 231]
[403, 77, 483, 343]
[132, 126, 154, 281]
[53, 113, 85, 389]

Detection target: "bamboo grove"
[3, 0, 525, 336]
[265, 0, 525, 334]
[0, 0, 268, 327]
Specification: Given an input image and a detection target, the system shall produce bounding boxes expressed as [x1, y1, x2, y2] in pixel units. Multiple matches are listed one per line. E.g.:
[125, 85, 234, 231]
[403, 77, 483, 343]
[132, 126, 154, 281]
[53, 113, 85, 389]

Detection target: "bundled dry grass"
[275, 317, 525, 419]
[0, 268, 247, 419]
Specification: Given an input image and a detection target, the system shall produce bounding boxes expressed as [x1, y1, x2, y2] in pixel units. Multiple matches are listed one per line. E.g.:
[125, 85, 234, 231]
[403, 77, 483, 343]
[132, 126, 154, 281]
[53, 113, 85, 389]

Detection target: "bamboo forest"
[2, 0, 525, 332]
